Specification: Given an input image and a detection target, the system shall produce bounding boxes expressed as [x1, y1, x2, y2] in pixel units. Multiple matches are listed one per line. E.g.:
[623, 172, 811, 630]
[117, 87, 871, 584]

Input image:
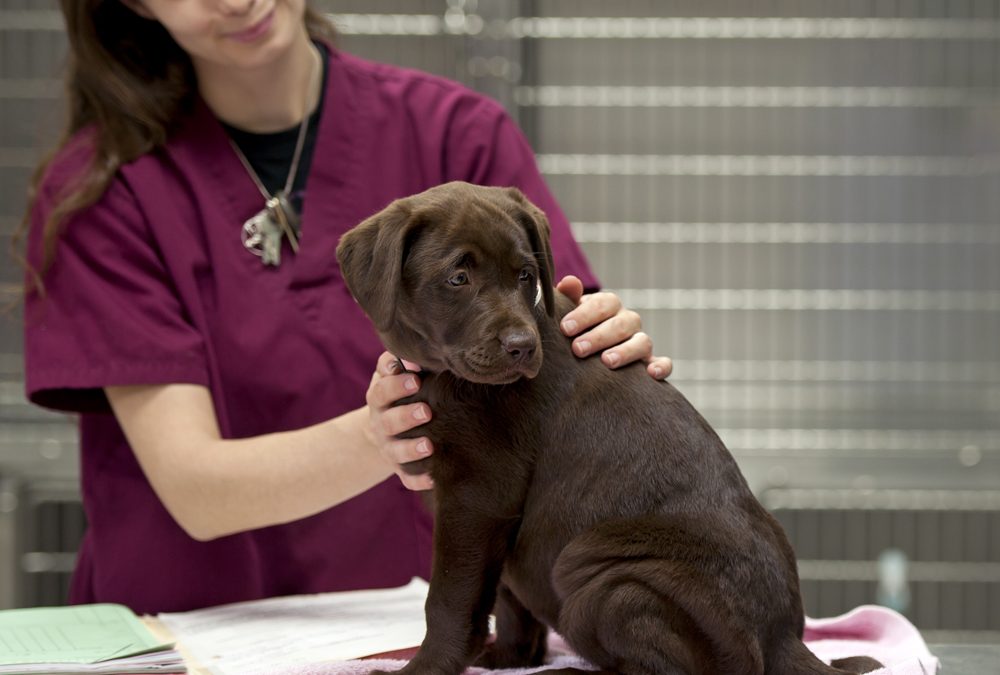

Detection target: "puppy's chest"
[422, 375, 545, 459]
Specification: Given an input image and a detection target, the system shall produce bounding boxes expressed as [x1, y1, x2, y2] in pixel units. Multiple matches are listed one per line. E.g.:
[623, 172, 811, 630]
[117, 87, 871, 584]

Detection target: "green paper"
[0, 604, 171, 666]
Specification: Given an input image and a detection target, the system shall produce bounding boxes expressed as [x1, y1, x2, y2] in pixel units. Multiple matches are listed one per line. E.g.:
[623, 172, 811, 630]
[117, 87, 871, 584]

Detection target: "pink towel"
[804, 605, 939, 675]
[274, 605, 938, 675]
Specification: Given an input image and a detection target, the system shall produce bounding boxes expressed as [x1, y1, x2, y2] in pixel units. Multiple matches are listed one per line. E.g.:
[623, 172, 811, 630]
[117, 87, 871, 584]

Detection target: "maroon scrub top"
[23, 48, 598, 614]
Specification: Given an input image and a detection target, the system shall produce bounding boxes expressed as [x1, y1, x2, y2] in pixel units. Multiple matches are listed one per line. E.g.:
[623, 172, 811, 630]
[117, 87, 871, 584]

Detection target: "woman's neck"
[195, 33, 321, 133]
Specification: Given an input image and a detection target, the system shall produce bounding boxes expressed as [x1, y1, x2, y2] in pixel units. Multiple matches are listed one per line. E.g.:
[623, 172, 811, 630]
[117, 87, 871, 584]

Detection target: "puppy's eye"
[448, 272, 469, 287]
[519, 269, 534, 283]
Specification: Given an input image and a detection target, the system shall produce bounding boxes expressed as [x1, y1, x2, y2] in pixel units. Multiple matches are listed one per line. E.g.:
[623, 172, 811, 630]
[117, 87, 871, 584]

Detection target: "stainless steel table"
[930, 644, 1000, 674]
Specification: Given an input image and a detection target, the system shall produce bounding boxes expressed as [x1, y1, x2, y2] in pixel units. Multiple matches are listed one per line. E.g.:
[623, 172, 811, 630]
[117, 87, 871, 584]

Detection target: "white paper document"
[157, 578, 429, 675]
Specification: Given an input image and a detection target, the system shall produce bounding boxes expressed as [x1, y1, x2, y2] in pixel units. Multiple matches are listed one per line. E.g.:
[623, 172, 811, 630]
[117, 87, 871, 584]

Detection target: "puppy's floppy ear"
[506, 188, 556, 317]
[336, 199, 422, 331]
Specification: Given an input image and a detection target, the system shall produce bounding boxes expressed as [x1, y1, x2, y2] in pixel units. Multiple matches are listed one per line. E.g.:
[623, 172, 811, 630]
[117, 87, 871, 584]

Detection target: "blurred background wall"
[1, 0, 998, 644]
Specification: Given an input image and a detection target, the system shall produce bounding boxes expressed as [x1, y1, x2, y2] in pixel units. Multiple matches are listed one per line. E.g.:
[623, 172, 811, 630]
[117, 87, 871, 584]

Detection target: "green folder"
[0, 604, 181, 674]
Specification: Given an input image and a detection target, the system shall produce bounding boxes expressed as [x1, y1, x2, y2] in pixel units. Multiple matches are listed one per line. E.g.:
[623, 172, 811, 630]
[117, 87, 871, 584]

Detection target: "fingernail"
[417, 439, 431, 456]
[562, 319, 578, 335]
[413, 406, 428, 421]
[574, 340, 591, 356]
[606, 352, 621, 367]
[404, 376, 418, 393]
[652, 366, 663, 379]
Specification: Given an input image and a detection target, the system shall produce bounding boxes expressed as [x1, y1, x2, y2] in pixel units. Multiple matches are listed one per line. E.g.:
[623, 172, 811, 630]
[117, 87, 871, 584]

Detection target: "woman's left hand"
[556, 275, 673, 380]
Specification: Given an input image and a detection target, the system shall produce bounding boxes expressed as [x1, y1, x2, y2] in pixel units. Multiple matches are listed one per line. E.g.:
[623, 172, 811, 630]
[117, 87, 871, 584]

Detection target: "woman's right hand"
[366, 351, 435, 490]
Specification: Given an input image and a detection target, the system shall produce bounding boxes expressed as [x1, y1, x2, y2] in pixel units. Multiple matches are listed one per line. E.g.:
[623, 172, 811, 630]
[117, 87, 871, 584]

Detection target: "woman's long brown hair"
[11, 1, 336, 297]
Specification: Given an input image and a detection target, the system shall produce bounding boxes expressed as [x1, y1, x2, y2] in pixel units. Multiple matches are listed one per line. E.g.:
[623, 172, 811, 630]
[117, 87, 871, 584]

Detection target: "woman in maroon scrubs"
[19, 0, 672, 614]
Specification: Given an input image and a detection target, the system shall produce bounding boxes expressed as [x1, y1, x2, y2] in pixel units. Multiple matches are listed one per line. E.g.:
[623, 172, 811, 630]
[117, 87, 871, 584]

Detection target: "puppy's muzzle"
[500, 327, 538, 367]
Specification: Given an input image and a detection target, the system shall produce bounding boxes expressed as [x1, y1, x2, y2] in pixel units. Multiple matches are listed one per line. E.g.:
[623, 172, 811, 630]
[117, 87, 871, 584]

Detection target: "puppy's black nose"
[500, 328, 537, 364]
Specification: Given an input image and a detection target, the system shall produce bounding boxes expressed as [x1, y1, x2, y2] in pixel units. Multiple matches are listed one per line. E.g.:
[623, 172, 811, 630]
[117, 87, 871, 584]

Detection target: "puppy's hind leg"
[555, 576, 709, 675]
[551, 519, 766, 675]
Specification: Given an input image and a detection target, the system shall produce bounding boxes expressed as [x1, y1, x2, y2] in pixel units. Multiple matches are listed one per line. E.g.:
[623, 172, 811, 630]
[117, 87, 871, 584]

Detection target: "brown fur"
[337, 182, 883, 675]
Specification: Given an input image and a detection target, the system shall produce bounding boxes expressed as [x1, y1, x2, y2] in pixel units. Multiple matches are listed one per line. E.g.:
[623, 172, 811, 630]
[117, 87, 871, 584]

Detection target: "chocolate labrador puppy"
[337, 182, 881, 675]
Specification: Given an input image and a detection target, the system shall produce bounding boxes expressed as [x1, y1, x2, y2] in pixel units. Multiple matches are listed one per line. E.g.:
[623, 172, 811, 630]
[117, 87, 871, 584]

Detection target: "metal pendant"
[240, 192, 301, 267]
[242, 208, 283, 266]
[268, 192, 301, 254]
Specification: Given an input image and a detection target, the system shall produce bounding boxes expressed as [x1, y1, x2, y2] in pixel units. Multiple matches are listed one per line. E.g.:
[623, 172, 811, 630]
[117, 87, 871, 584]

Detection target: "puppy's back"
[531, 292, 753, 514]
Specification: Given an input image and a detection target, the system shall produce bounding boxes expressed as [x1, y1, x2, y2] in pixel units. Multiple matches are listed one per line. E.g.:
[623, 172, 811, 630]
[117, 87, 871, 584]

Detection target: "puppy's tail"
[770, 636, 884, 675]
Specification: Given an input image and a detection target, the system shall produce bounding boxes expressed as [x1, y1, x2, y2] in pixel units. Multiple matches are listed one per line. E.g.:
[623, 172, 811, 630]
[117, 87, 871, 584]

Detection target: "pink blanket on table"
[802, 605, 939, 675]
[273, 604, 938, 675]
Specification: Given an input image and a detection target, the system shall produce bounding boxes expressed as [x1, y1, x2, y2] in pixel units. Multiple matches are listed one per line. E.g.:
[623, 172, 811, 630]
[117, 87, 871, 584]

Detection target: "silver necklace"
[230, 47, 319, 267]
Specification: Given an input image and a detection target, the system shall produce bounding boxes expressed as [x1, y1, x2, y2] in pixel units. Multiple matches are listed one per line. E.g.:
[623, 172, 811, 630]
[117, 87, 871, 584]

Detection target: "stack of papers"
[158, 578, 430, 675]
[0, 604, 185, 675]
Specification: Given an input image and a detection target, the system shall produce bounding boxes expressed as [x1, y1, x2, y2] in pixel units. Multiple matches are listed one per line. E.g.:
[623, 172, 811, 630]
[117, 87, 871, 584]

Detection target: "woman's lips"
[226, 8, 275, 43]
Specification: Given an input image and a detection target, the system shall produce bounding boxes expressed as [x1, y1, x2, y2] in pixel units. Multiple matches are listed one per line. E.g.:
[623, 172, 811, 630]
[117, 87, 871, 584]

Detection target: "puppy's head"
[337, 182, 556, 384]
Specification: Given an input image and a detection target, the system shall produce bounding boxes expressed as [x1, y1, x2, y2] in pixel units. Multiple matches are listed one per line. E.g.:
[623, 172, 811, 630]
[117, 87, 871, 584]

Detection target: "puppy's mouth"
[445, 352, 542, 384]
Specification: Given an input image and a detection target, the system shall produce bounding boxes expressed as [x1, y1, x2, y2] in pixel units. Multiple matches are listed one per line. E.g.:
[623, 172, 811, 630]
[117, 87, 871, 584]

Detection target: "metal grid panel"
[15, 483, 82, 608]
[514, 2, 1000, 499]
[768, 489, 1000, 643]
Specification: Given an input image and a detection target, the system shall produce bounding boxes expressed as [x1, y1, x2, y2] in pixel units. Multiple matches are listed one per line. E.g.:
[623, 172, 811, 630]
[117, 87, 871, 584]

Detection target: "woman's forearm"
[106, 383, 394, 541]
